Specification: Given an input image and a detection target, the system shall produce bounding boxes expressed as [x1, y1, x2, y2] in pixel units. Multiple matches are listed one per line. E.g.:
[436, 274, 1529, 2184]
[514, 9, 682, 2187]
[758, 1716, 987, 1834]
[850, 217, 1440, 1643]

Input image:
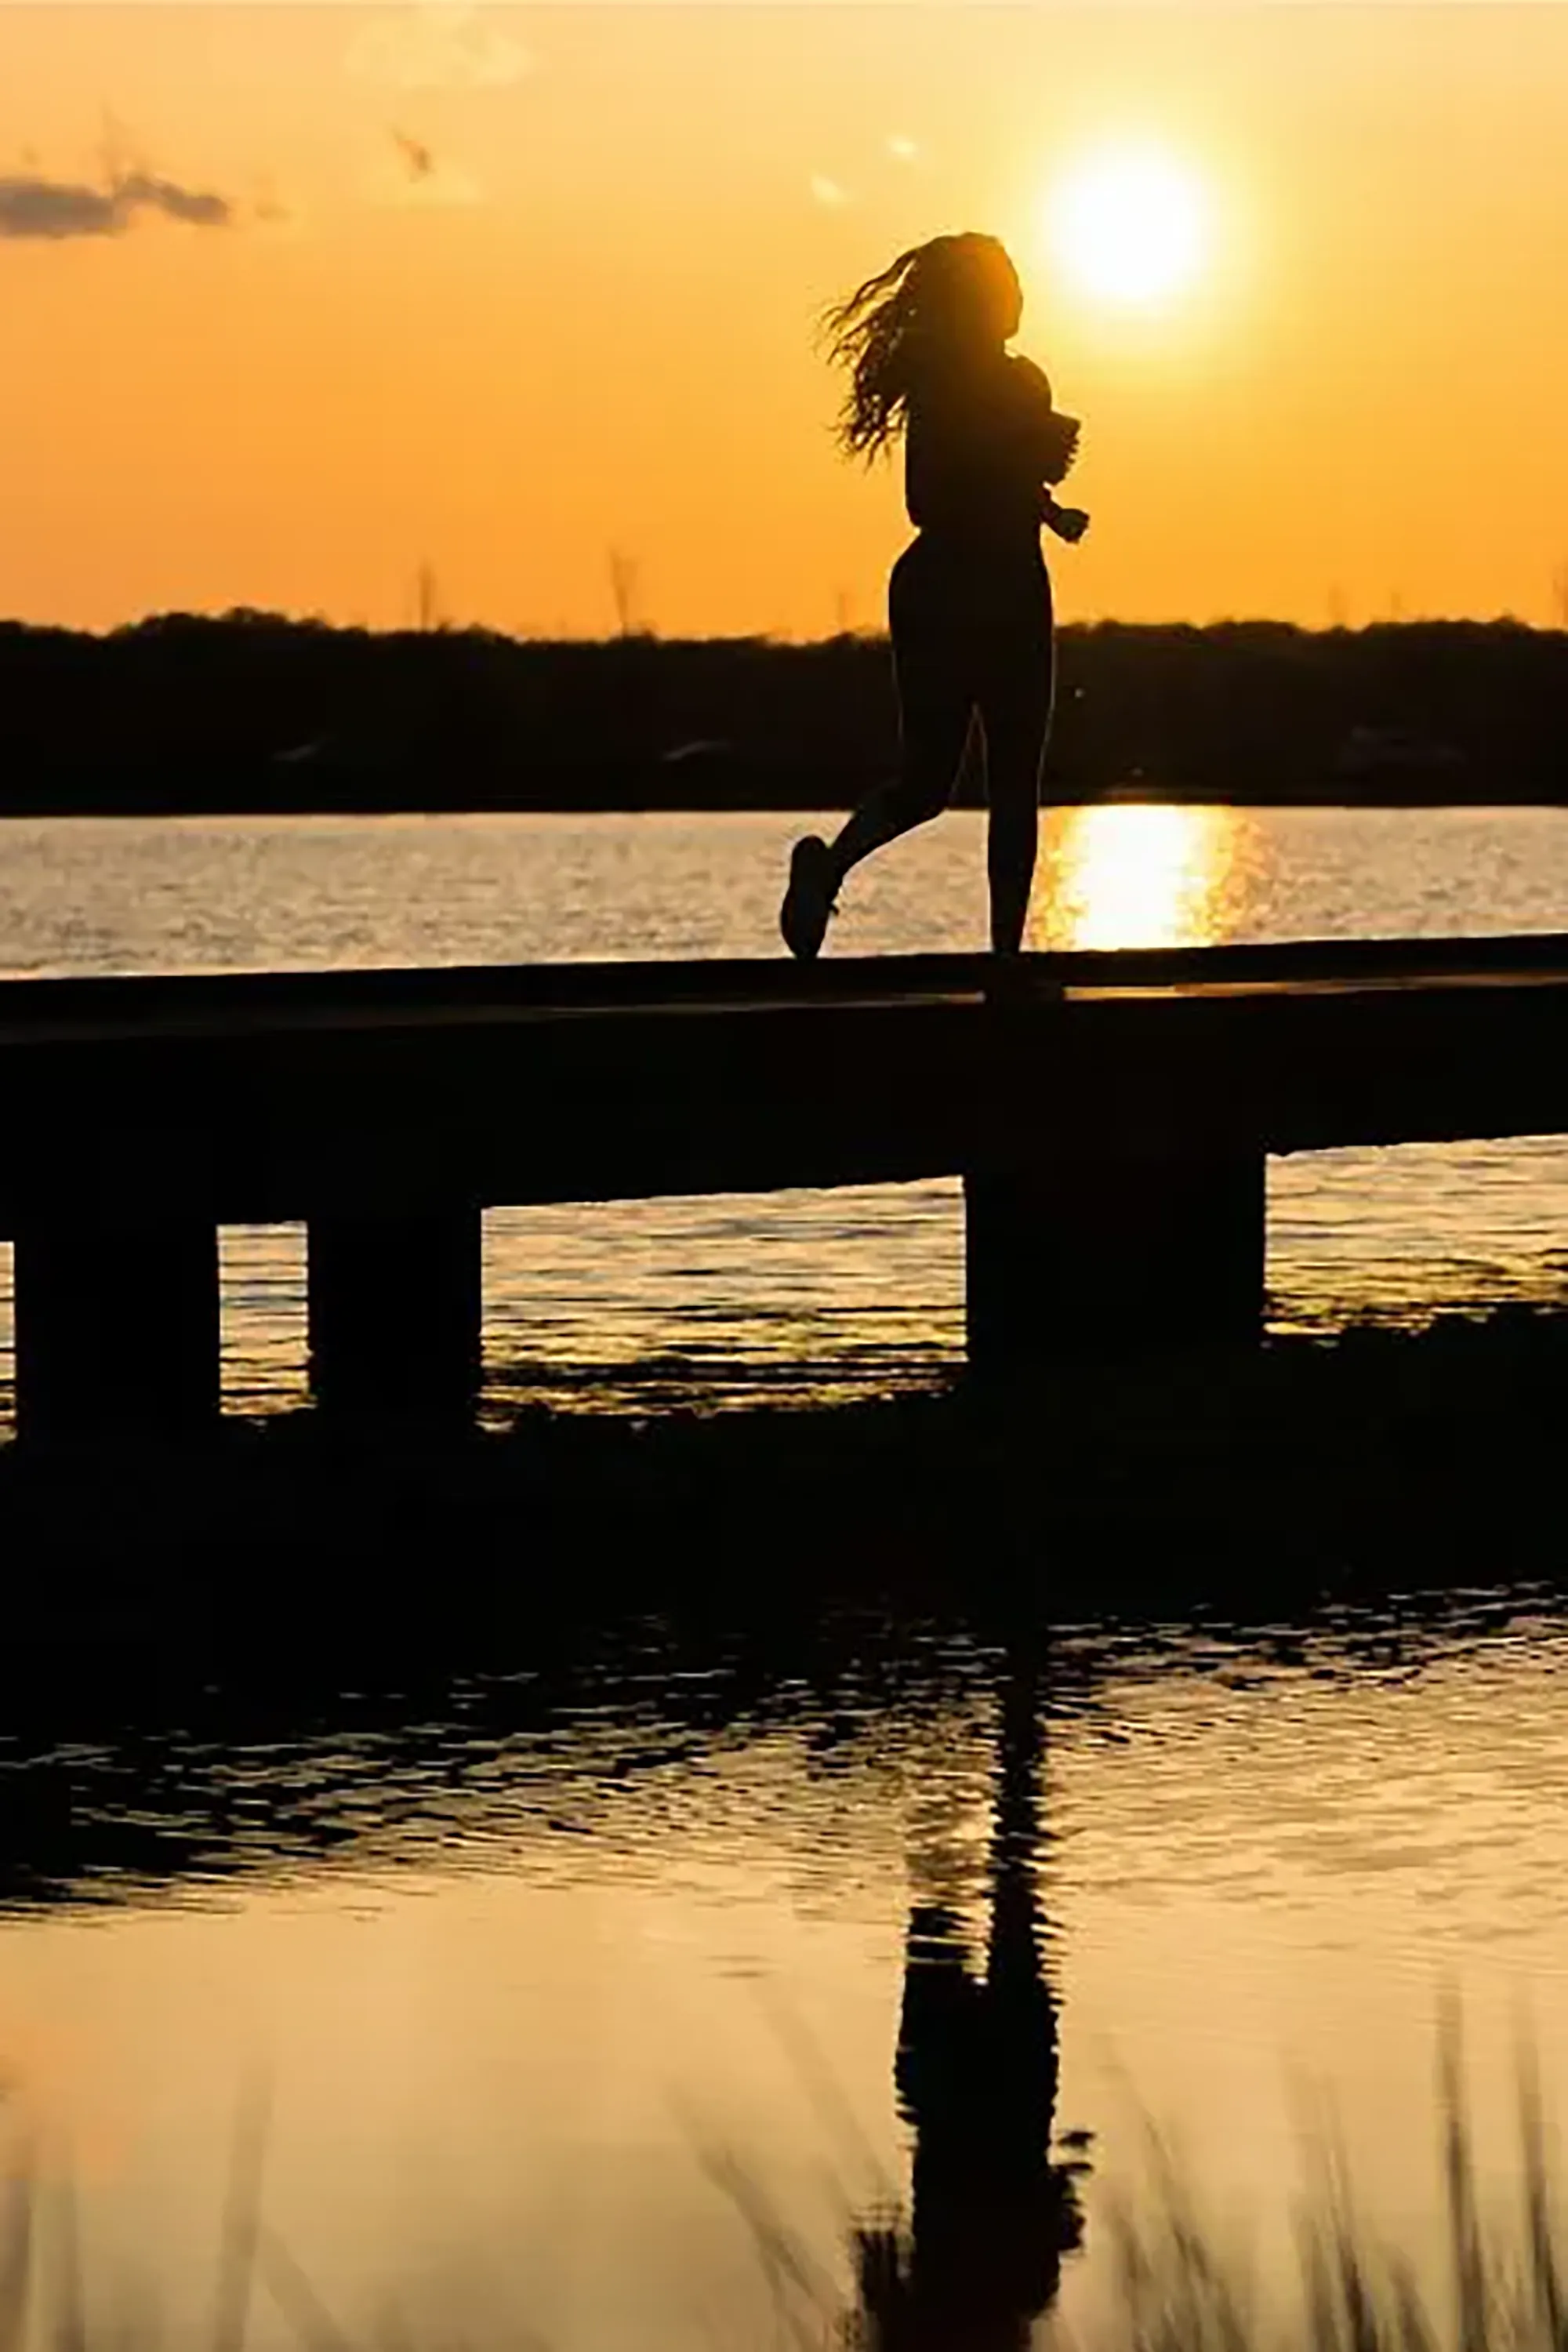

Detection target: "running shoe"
[779, 835, 838, 960]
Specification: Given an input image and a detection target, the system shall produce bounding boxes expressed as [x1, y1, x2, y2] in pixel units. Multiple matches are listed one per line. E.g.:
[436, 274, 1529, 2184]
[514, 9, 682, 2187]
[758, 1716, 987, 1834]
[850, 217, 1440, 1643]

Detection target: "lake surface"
[1, 804, 1567, 1419]
[6, 1595, 1568, 2352]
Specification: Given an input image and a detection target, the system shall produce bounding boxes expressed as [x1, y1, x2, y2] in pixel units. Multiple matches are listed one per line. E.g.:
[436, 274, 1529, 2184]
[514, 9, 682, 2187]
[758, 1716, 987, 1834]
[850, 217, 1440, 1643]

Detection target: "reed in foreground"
[1, 2013, 1565, 2352]
[1036, 2021, 1568, 2352]
[812, 2013, 1568, 2352]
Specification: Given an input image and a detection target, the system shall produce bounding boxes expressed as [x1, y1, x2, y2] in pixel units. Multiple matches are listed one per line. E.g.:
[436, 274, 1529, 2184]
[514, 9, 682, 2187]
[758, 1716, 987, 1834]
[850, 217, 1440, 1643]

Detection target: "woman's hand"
[1044, 501, 1091, 546]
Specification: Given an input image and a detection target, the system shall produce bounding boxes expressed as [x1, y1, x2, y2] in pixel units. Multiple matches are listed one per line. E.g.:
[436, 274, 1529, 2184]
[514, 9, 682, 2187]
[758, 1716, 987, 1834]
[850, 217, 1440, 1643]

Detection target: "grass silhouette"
[0, 2013, 1561, 2352]
[686, 2008, 1568, 2352]
[1077, 2027, 1568, 2352]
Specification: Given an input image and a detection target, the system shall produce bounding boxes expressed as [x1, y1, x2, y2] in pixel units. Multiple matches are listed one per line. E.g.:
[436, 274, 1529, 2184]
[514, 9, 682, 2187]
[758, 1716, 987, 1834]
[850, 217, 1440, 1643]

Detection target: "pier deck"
[5, 934, 1568, 1436]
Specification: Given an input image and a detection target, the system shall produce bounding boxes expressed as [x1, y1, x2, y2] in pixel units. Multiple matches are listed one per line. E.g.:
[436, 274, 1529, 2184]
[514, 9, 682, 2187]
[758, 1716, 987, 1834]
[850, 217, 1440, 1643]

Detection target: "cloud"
[368, 128, 481, 206]
[886, 134, 920, 163]
[391, 125, 436, 180]
[809, 174, 850, 208]
[0, 166, 233, 240]
[114, 170, 230, 227]
[347, 5, 532, 91]
[0, 176, 118, 238]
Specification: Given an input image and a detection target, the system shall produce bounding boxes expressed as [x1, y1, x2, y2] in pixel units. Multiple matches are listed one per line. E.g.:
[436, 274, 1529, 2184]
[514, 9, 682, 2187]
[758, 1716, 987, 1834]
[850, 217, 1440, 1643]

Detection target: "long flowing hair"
[821, 232, 1018, 460]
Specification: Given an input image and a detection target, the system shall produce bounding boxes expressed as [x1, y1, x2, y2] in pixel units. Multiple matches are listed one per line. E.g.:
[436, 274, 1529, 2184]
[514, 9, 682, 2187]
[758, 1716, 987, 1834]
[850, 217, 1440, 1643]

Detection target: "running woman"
[781, 233, 1088, 964]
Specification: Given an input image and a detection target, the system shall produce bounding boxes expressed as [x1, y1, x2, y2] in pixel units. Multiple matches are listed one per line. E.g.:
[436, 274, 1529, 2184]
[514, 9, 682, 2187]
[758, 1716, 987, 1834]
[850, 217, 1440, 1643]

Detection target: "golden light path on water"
[1037, 801, 1249, 950]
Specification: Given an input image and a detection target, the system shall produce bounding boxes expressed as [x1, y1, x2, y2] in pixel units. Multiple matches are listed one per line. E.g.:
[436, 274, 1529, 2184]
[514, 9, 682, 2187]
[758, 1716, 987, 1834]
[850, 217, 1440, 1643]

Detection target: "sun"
[1044, 145, 1210, 309]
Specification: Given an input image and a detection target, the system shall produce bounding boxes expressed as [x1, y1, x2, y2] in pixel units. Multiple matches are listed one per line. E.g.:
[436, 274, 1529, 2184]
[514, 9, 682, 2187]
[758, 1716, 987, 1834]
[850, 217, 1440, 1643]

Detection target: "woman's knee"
[895, 697, 972, 823]
[891, 761, 956, 829]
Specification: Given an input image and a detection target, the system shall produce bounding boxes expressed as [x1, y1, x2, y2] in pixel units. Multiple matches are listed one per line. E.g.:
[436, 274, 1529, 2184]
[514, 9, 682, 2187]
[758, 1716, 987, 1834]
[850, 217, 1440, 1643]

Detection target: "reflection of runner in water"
[781, 234, 1090, 967]
[855, 1659, 1087, 2352]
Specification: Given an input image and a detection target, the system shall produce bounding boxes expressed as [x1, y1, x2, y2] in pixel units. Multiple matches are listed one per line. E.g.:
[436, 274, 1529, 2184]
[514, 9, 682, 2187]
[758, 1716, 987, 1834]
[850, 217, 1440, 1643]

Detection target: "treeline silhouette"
[1, 609, 1565, 812]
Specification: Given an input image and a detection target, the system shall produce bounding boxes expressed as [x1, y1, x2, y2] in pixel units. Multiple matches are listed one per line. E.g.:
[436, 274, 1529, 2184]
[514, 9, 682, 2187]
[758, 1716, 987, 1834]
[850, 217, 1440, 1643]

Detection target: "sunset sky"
[3, 3, 1566, 640]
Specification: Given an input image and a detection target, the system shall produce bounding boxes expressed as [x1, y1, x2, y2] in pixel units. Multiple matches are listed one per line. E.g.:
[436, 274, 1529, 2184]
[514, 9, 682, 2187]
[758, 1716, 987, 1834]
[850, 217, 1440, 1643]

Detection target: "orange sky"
[2, 3, 1566, 638]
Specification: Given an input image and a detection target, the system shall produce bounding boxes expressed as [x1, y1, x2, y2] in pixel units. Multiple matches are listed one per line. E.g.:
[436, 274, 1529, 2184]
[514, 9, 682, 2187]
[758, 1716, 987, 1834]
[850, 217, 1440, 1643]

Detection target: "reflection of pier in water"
[858, 1651, 1086, 2352]
[0, 1637, 1046, 1917]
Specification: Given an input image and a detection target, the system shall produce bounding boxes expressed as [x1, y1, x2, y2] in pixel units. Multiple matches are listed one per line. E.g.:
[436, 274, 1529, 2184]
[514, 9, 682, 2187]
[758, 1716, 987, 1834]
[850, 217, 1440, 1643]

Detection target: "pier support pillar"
[964, 1150, 1266, 1369]
[307, 1207, 482, 1420]
[13, 1216, 220, 1445]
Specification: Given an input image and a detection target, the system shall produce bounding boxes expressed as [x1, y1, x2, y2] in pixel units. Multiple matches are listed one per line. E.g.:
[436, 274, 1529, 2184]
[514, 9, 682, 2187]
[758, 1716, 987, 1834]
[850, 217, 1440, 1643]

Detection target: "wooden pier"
[5, 931, 1568, 1439]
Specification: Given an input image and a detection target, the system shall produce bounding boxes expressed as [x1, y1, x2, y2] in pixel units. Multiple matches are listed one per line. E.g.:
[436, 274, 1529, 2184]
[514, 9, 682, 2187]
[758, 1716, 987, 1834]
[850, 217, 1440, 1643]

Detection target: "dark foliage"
[1, 612, 1565, 812]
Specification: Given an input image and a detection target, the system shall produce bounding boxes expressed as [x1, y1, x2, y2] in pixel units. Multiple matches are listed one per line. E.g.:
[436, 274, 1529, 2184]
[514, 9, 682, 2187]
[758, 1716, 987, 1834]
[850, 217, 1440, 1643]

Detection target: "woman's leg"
[827, 697, 972, 883]
[978, 589, 1055, 957]
[828, 546, 975, 886]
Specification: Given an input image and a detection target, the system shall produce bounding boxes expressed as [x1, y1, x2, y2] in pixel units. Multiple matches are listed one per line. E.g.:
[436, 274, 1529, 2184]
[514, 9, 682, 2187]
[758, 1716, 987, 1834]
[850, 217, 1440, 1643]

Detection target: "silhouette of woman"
[780, 234, 1089, 967]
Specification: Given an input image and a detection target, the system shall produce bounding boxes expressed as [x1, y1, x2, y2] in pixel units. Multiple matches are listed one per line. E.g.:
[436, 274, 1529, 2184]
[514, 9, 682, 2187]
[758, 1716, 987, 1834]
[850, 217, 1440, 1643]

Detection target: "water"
[6, 811, 1568, 2344]
[6, 1599, 1568, 2351]
[2, 804, 1567, 1419]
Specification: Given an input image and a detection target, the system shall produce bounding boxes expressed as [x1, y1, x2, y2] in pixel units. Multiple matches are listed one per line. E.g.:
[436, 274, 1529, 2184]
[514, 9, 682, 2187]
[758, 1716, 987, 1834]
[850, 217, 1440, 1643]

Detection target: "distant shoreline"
[3, 782, 1568, 816]
[2, 610, 1565, 815]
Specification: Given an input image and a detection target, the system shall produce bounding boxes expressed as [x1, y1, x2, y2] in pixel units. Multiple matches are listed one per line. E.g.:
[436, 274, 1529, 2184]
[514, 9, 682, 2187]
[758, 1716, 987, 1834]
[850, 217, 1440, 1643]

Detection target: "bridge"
[5, 931, 1568, 1440]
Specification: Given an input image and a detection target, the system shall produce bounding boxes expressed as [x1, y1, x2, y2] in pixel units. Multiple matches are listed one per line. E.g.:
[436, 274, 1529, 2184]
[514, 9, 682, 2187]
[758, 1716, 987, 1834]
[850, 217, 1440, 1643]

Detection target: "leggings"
[833, 532, 1055, 955]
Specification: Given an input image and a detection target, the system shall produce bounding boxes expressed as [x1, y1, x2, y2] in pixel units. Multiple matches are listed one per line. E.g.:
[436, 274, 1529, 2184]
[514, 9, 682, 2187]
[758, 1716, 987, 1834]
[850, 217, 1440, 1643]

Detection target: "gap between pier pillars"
[963, 1149, 1267, 1366]
[13, 1215, 220, 1444]
[307, 1207, 483, 1419]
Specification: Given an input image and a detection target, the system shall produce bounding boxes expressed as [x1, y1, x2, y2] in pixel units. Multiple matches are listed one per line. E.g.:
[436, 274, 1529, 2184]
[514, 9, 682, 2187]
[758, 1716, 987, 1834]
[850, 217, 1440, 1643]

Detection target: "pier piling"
[14, 1216, 220, 1444]
[307, 1207, 482, 1418]
[964, 1151, 1267, 1366]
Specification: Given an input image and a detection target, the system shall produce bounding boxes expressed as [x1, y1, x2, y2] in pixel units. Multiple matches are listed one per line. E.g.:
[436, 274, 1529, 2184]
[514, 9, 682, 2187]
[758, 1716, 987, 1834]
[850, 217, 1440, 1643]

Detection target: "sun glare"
[1040, 804, 1243, 950]
[1045, 146, 1210, 309]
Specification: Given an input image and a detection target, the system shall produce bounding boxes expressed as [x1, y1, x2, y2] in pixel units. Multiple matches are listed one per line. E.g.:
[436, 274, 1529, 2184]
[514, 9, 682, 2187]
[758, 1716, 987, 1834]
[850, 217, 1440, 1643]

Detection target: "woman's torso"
[903, 352, 1058, 559]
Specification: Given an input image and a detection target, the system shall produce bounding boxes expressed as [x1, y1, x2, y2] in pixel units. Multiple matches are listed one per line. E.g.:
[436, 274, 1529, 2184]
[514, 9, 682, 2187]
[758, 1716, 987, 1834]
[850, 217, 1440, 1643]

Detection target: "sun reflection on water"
[1036, 801, 1249, 951]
